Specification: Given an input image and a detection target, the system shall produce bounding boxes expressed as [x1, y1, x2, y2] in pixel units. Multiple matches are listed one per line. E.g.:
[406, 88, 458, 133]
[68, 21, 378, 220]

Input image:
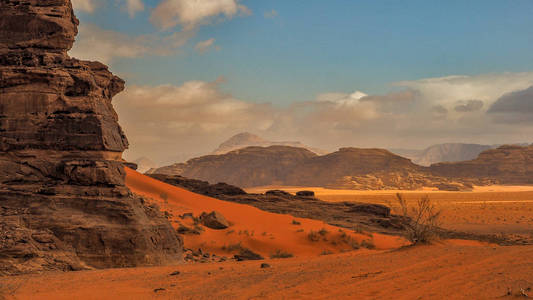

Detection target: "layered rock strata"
[0, 0, 182, 275]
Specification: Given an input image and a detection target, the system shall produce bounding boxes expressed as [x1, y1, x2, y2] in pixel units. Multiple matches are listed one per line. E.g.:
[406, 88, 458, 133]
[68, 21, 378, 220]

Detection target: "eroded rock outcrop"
[431, 145, 533, 184]
[0, 0, 182, 275]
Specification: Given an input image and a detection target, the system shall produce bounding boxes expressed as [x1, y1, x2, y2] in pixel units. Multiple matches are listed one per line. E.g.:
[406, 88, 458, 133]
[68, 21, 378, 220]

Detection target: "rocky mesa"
[0, 0, 182, 275]
[430, 145, 533, 184]
[153, 146, 475, 190]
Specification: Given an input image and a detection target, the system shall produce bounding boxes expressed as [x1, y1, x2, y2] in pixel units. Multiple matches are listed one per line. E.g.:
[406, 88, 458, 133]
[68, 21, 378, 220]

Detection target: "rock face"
[0, 0, 182, 275]
[155, 146, 318, 187]
[431, 145, 533, 184]
[152, 146, 483, 190]
[284, 148, 424, 188]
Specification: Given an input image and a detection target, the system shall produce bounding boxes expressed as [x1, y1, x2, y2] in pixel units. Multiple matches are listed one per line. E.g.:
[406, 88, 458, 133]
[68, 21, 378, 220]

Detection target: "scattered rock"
[266, 190, 293, 197]
[346, 204, 391, 217]
[177, 224, 203, 235]
[435, 182, 472, 191]
[234, 249, 264, 261]
[200, 211, 229, 229]
[260, 263, 271, 268]
[296, 191, 315, 197]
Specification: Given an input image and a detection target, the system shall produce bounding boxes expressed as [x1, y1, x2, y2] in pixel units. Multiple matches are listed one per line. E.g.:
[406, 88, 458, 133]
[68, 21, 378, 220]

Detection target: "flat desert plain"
[1, 174, 532, 299]
[248, 185, 533, 243]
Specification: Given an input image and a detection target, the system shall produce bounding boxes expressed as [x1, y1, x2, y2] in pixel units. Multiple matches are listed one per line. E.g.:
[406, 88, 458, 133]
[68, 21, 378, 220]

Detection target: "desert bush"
[320, 250, 334, 256]
[222, 242, 244, 252]
[339, 230, 360, 250]
[360, 239, 375, 249]
[318, 228, 329, 236]
[395, 193, 442, 244]
[308, 230, 320, 242]
[292, 220, 301, 225]
[270, 249, 294, 259]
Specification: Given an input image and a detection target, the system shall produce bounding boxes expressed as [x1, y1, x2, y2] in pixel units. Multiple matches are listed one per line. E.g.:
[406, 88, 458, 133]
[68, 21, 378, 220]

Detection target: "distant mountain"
[430, 145, 533, 184]
[413, 143, 493, 166]
[154, 146, 318, 187]
[392, 143, 531, 166]
[152, 146, 469, 190]
[132, 157, 157, 173]
[212, 132, 328, 155]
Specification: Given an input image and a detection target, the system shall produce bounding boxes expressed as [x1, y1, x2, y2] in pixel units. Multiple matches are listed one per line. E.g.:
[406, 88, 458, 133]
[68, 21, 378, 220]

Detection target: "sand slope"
[124, 168, 406, 258]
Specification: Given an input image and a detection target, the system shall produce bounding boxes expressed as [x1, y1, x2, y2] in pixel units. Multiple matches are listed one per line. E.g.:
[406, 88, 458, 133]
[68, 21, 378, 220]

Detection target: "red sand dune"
[125, 168, 408, 258]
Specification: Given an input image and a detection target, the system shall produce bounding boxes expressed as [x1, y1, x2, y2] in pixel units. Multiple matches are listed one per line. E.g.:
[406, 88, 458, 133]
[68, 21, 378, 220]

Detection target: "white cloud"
[71, 0, 100, 13]
[69, 24, 193, 63]
[113, 72, 533, 162]
[114, 79, 274, 162]
[123, 0, 144, 18]
[72, 0, 144, 17]
[395, 72, 533, 111]
[194, 38, 219, 53]
[316, 91, 368, 106]
[150, 0, 251, 30]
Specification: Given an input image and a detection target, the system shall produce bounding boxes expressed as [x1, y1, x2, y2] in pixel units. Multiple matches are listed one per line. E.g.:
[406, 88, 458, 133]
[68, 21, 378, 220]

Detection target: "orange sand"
[2, 172, 532, 299]
[2, 243, 532, 299]
[248, 185, 533, 238]
[125, 168, 407, 258]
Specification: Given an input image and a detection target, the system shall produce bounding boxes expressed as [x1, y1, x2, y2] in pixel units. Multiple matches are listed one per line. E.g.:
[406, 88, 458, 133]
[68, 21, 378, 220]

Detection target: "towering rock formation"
[430, 145, 533, 184]
[0, 0, 182, 275]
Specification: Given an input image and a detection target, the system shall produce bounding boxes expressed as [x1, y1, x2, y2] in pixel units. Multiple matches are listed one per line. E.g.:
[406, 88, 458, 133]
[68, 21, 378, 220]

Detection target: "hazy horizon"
[70, 0, 533, 163]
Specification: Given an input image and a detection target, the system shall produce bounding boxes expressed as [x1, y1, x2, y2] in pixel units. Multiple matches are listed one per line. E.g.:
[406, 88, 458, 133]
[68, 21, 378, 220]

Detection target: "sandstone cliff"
[430, 145, 533, 184]
[155, 146, 317, 187]
[153, 146, 473, 190]
[0, 0, 182, 275]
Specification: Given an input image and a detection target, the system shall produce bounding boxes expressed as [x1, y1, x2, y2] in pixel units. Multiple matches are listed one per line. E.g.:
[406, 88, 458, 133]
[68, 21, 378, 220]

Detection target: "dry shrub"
[318, 228, 329, 236]
[360, 239, 375, 249]
[308, 230, 320, 242]
[270, 250, 294, 259]
[222, 242, 244, 252]
[339, 230, 360, 250]
[396, 193, 441, 244]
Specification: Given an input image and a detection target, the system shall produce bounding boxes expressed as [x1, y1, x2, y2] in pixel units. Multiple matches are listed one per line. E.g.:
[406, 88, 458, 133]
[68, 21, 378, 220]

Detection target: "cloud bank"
[70, 0, 251, 63]
[114, 72, 533, 163]
[150, 0, 250, 30]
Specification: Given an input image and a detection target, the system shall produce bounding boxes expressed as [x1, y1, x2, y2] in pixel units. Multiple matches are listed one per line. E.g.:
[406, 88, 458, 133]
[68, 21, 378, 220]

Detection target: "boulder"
[234, 249, 264, 261]
[200, 211, 229, 229]
[296, 190, 315, 197]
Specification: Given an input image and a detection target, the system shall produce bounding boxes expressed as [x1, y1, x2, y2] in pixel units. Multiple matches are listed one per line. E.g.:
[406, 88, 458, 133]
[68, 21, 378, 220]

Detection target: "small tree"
[396, 193, 441, 244]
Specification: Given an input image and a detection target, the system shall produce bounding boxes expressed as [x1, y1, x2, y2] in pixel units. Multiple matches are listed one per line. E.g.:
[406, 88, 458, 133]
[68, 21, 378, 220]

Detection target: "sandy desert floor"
[249, 186, 533, 243]
[1, 173, 533, 299]
[1, 242, 532, 299]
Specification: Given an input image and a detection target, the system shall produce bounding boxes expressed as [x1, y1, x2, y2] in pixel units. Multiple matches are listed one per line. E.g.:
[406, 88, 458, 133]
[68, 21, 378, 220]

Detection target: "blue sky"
[70, 0, 533, 162]
[74, 0, 533, 104]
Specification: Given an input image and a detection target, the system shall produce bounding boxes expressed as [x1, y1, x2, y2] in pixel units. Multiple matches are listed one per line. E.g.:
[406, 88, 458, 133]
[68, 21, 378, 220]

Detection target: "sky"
[70, 0, 533, 164]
